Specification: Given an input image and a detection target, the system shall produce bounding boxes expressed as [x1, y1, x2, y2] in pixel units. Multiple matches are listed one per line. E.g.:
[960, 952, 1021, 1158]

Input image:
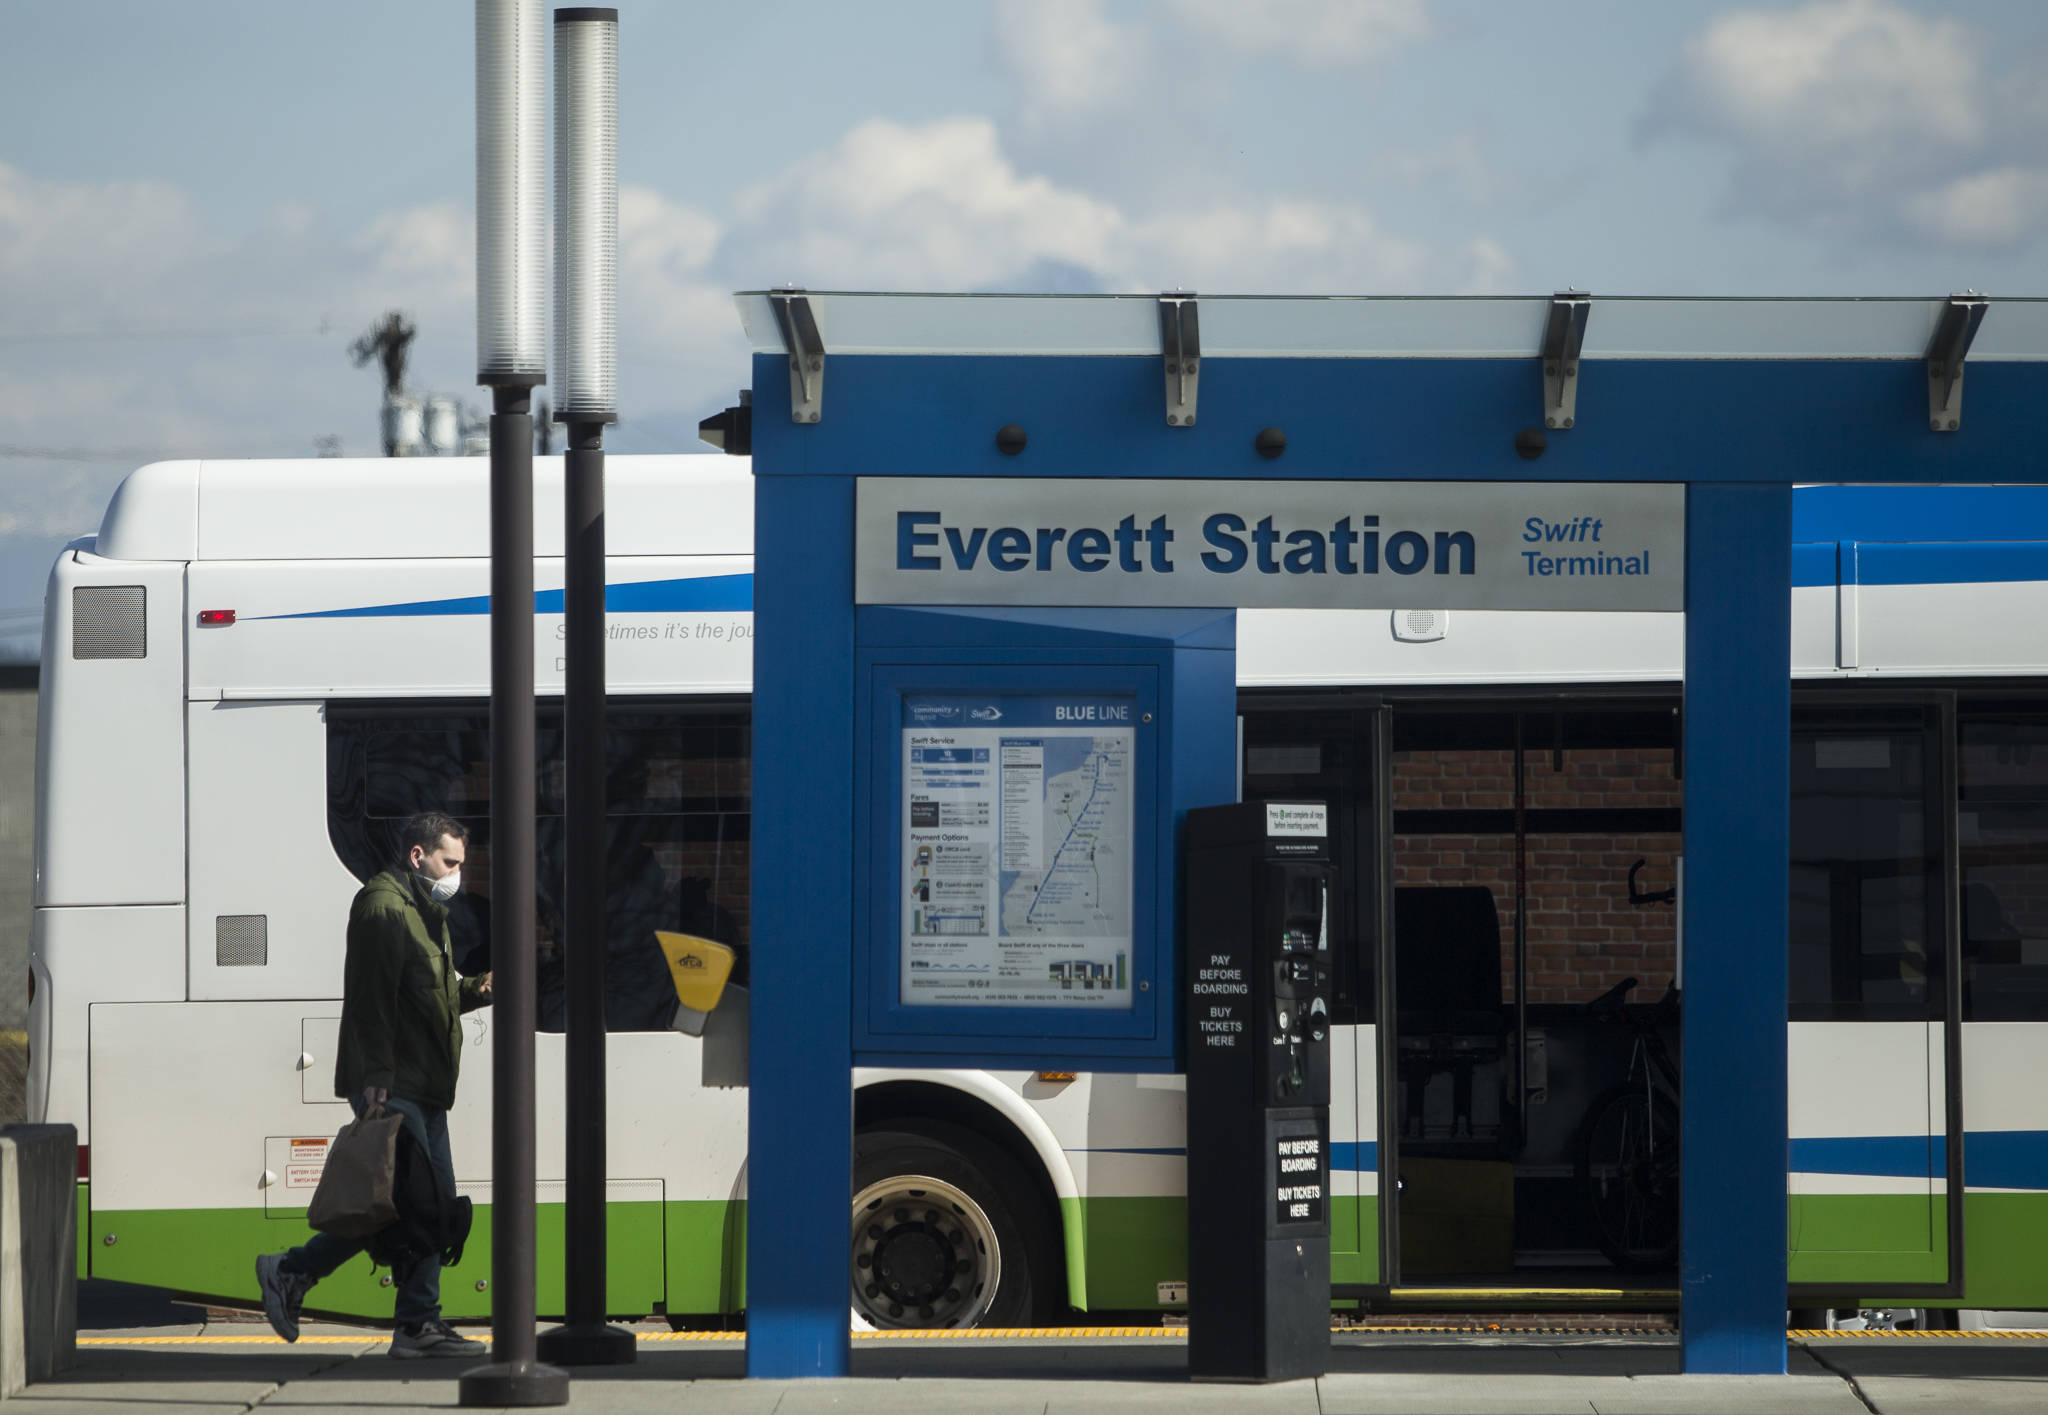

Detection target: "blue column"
[746, 472, 855, 1378]
[1680, 482, 1792, 1374]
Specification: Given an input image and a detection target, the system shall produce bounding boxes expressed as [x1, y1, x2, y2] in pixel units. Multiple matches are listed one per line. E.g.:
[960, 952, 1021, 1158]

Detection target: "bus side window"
[326, 701, 753, 1032]
[1788, 712, 1941, 1021]
[1958, 711, 2048, 1022]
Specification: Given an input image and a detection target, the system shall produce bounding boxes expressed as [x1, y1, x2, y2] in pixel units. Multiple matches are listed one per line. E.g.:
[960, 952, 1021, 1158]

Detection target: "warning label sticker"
[285, 1137, 329, 1190]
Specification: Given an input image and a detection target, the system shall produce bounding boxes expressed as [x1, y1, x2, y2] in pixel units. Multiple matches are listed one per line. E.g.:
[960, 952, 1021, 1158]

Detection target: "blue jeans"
[281, 1095, 453, 1328]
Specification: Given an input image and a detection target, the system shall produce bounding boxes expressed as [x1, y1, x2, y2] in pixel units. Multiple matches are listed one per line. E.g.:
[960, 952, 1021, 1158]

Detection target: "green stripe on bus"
[79, 1190, 2048, 1317]
[1787, 1194, 2048, 1304]
[89, 1201, 683, 1320]
[1073, 1196, 1382, 1303]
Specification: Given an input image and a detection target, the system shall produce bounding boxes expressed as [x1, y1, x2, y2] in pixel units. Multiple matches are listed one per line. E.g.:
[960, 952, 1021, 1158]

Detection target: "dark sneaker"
[254, 1253, 314, 1343]
[389, 1319, 488, 1359]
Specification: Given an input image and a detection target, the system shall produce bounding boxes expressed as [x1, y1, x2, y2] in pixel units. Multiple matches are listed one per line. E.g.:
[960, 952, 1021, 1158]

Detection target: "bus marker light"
[1036, 1071, 1076, 1083]
[197, 610, 236, 627]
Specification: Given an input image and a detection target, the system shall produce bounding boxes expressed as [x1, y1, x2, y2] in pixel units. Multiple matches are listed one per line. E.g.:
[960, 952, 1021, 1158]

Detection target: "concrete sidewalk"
[12, 1325, 2046, 1414]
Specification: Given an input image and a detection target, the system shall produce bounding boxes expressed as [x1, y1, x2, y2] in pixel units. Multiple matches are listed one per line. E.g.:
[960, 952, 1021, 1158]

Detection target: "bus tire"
[852, 1121, 1058, 1330]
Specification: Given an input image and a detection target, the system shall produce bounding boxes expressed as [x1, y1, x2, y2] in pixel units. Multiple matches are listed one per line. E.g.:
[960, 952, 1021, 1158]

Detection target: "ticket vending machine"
[1183, 800, 1333, 1383]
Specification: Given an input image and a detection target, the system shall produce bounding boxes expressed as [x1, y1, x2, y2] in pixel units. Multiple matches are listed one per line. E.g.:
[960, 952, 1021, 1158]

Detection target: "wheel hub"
[850, 1173, 1002, 1329]
[872, 1215, 955, 1302]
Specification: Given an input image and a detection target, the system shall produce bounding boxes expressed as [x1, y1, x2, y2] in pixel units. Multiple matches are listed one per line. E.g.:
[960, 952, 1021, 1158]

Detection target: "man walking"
[257, 812, 492, 1358]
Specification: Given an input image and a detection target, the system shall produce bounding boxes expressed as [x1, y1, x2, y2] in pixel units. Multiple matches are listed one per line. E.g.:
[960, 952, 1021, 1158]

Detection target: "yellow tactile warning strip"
[77, 1326, 2048, 1349]
[1793, 1329, 2048, 1339]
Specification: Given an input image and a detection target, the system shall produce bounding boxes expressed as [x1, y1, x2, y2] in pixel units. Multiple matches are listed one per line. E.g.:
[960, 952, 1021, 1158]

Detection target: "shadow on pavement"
[75, 1281, 214, 1330]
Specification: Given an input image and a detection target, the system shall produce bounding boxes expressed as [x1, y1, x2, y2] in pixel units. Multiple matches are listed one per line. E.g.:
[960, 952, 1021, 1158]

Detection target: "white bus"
[28, 457, 2048, 1327]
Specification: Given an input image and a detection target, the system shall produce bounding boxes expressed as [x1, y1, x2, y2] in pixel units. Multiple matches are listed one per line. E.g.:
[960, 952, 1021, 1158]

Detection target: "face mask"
[424, 868, 461, 902]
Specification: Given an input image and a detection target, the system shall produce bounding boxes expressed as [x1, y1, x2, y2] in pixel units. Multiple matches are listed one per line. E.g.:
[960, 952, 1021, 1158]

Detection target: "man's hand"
[476, 972, 492, 1001]
[363, 1085, 389, 1108]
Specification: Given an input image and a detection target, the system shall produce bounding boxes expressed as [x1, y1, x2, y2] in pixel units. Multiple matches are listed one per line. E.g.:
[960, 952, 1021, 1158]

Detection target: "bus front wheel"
[852, 1122, 1056, 1330]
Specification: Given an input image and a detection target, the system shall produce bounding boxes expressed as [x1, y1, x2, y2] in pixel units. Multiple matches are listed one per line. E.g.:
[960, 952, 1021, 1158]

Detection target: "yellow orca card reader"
[657, 931, 735, 1035]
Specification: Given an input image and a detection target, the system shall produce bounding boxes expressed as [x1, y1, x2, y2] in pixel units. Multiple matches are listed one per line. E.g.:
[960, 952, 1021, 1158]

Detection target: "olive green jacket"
[333, 869, 489, 1111]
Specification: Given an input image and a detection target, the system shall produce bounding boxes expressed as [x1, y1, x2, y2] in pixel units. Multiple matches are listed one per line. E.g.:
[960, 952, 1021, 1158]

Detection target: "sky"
[3, 0, 2045, 658]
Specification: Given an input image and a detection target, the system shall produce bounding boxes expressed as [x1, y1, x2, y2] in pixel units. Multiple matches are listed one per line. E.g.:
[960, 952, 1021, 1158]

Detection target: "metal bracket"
[1160, 293, 1199, 427]
[1541, 291, 1590, 430]
[769, 287, 824, 424]
[1926, 292, 1987, 432]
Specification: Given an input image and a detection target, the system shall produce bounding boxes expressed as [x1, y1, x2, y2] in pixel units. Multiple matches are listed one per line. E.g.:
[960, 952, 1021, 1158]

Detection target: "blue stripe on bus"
[1066, 1135, 2045, 1184]
[1790, 1134, 1937, 1179]
[1965, 1131, 2048, 1190]
[1077, 1134, 2040, 1183]
[1792, 486, 2048, 547]
[1794, 539, 2048, 589]
[1850, 542, 2048, 587]
[1791, 542, 1837, 589]
[1790, 1131, 2048, 1190]
[1331, 1141, 1377, 1172]
[261, 572, 755, 620]
[1072, 1143, 1378, 1172]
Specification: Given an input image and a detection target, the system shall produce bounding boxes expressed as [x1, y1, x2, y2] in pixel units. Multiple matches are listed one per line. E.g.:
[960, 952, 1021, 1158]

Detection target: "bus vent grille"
[72, 586, 146, 659]
[215, 915, 268, 967]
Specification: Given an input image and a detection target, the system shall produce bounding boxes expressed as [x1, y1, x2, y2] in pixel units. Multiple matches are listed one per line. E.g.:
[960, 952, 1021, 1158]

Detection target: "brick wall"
[1394, 748, 1680, 1005]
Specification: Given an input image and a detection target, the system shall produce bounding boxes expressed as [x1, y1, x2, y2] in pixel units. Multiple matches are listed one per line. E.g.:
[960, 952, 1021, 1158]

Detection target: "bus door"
[1787, 701, 1962, 1297]
[1240, 700, 1384, 1287]
[1380, 703, 1684, 1293]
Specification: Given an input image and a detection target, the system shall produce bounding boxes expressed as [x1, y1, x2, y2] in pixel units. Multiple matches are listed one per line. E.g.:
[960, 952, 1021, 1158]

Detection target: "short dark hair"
[401, 812, 468, 858]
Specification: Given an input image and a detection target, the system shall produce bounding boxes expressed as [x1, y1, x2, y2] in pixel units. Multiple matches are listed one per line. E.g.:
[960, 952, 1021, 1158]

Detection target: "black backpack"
[364, 1120, 473, 1280]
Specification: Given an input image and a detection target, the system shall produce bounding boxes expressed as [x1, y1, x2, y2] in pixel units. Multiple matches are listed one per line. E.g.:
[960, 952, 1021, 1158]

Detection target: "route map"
[900, 694, 1135, 1011]
[999, 735, 1130, 940]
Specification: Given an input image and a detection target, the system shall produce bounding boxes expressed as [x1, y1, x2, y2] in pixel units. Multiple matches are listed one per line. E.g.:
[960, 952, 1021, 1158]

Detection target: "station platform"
[17, 1320, 2044, 1414]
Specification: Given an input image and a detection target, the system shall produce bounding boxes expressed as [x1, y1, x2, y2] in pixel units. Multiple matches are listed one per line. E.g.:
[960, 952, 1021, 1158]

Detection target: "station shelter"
[733, 292, 2048, 1378]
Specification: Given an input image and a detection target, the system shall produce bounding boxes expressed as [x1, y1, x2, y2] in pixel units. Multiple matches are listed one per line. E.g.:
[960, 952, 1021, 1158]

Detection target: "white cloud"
[1903, 168, 2048, 247]
[1123, 199, 1429, 291]
[618, 186, 730, 341]
[614, 186, 746, 411]
[354, 202, 472, 288]
[1670, 0, 1981, 153]
[729, 117, 1124, 289]
[1159, 0, 1429, 69]
[717, 114, 1511, 296]
[1642, 0, 2046, 250]
[0, 163, 218, 329]
[995, 0, 1144, 128]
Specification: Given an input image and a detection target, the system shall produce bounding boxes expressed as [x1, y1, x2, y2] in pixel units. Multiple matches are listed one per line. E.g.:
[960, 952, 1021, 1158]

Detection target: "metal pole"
[534, 5, 630, 1365]
[465, 2, 564, 1400]
[537, 420, 633, 1365]
[458, 387, 569, 1407]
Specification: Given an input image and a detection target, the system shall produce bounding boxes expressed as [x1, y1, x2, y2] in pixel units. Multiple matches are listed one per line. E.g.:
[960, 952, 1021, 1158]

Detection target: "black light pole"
[462, 1, 567, 1404]
[535, 5, 634, 1368]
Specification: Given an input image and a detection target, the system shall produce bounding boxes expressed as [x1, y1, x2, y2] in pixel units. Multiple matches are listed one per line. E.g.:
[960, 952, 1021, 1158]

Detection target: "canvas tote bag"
[306, 1104, 404, 1238]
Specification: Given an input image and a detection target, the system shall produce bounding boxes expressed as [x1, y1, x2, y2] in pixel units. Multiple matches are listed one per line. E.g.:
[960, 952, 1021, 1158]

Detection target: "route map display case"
[851, 605, 1236, 1068]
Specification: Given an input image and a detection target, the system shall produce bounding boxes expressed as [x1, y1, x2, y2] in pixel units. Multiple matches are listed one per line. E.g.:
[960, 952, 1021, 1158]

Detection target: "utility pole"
[536, 398, 556, 455]
[349, 311, 418, 457]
